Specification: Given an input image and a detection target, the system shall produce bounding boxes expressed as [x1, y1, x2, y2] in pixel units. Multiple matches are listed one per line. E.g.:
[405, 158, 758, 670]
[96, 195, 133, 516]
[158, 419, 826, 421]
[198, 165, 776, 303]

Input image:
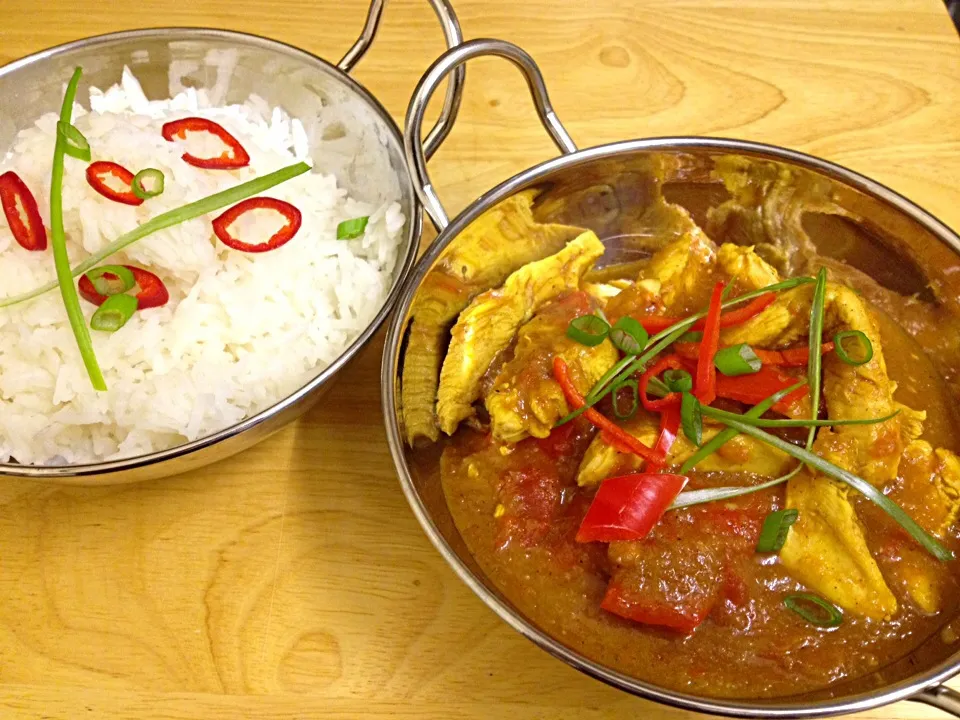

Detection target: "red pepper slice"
[601, 577, 712, 634]
[0, 171, 47, 251]
[86, 161, 144, 206]
[675, 341, 835, 367]
[715, 365, 809, 414]
[575, 473, 688, 543]
[212, 197, 302, 253]
[695, 281, 725, 406]
[161, 117, 251, 169]
[634, 292, 777, 334]
[78, 265, 169, 310]
[648, 403, 681, 472]
[553, 356, 663, 465]
[638, 354, 685, 411]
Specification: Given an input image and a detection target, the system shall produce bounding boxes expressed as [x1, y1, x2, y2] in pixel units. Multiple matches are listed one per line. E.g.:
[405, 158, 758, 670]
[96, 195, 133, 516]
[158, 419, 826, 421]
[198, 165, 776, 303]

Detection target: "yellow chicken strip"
[717, 243, 781, 289]
[642, 222, 716, 312]
[576, 415, 792, 487]
[402, 190, 584, 444]
[486, 296, 618, 443]
[436, 231, 605, 436]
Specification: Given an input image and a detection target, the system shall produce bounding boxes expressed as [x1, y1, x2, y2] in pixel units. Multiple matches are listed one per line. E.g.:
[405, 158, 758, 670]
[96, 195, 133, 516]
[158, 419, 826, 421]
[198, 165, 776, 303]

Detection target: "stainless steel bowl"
[0, 2, 464, 485]
[382, 38, 960, 718]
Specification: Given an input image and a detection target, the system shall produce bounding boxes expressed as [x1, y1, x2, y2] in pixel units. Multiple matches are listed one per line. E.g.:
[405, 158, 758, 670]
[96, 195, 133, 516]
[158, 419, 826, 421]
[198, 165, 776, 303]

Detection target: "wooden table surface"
[2, 1, 960, 718]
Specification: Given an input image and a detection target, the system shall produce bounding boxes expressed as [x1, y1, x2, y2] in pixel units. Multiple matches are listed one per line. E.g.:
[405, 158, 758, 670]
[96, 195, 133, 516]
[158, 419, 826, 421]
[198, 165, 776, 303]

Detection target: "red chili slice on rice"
[212, 197, 302, 253]
[78, 265, 169, 309]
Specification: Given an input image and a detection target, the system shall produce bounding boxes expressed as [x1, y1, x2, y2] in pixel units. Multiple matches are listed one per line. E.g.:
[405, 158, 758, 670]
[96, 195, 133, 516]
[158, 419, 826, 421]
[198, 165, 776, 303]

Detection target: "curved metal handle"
[913, 684, 960, 717]
[404, 38, 578, 232]
[338, 0, 464, 161]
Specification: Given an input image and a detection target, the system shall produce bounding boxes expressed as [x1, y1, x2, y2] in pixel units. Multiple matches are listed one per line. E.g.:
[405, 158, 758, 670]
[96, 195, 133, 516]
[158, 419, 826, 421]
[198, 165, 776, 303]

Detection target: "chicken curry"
[400, 175, 960, 698]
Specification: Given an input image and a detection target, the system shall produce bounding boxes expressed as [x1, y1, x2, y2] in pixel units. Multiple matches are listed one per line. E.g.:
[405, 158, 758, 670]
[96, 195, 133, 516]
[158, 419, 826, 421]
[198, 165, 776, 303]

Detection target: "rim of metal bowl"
[382, 135, 960, 718]
[0, 27, 421, 480]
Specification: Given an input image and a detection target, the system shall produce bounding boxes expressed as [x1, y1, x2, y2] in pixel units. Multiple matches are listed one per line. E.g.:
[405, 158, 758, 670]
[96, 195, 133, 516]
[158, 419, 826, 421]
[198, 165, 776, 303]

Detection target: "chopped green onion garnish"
[756, 509, 799, 553]
[337, 216, 369, 240]
[132, 168, 165, 200]
[663, 369, 693, 393]
[784, 593, 843, 627]
[609, 316, 648, 355]
[90, 293, 138, 332]
[567, 314, 610, 347]
[670, 474, 795, 510]
[702, 410, 954, 562]
[85, 265, 135, 296]
[51, 68, 106, 391]
[805, 268, 828, 453]
[701, 406, 900, 428]
[57, 120, 91, 162]
[0, 162, 311, 309]
[680, 392, 702, 444]
[834, 329, 874, 366]
[714, 343, 762, 376]
[611, 378, 639, 419]
[679, 381, 807, 473]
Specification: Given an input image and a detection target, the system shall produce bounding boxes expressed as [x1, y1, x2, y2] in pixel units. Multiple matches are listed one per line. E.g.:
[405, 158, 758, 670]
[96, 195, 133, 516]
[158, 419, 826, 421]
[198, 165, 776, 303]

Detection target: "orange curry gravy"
[438, 288, 960, 699]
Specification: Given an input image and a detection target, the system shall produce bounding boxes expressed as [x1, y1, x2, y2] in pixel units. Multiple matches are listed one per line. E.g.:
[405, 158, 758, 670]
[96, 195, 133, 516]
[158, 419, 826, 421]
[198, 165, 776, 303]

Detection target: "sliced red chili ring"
[161, 117, 251, 169]
[86, 161, 144, 206]
[78, 265, 169, 310]
[0, 171, 48, 251]
[212, 197, 302, 253]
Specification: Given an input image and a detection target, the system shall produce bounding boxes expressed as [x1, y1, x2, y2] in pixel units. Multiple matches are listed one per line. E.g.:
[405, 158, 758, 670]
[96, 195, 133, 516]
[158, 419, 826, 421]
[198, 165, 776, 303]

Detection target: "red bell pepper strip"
[78, 265, 169, 310]
[161, 117, 251, 169]
[575, 473, 688, 543]
[648, 402, 681, 472]
[695, 281, 725, 405]
[553, 356, 663, 465]
[86, 161, 144, 206]
[715, 365, 809, 414]
[638, 354, 684, 411]
[675, 341, 835, 368]
[0, 171, 47, 251]
[634, 292, 777, 334]
[601, 578, 712, 633]
[212, 197, 302, 253]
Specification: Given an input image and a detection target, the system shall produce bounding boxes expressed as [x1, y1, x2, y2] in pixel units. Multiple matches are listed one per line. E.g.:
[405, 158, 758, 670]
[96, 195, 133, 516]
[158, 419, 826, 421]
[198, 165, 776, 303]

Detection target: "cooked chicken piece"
[583, 282, 623, 302]
[486, 293, 618, 443]
[780, 463, 898, 620]
[436, 231, 606, 435]
[401, 190, 585, 444]
[576, 414, 792, 487]
[641, 223, 717, 312]
[717, 243, 781, 290]
[721, 284, 813, 349]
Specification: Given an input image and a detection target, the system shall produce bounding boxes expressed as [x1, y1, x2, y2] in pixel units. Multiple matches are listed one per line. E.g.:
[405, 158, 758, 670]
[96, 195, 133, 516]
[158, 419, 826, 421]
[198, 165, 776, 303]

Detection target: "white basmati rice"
[0, 67, 405, 465]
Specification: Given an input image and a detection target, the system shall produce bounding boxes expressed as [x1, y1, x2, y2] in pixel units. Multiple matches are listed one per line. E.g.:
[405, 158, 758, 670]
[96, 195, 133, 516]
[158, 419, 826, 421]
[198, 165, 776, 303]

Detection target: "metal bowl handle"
[338, 0, 465, 160]
[913, 685, 960, 717]
[404, 38, 578, 231]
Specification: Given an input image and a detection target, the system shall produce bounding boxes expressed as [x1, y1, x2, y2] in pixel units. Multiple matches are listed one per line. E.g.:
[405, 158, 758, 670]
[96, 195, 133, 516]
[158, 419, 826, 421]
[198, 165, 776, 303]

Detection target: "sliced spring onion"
[784, 593, 843, 627]
[0, 162, 311, 309]
[57, 120, 91, 162]
[680, 392, 702, 444]
[132, 168, 165, 200]
[701, 406, 900, 428]
[90, 293, 138, 332]
[51, 68, 106, 391]
[610, 316, 648, 355]
[756, 509, 799, 552]
[337, 215, 369, 240]
[663, 369, 693, 393]
[567, 314, 610, 347]
[714, 343, 762, 376]
[85, 265, 135, 296]
[611, 378, 639, 420]
[720, 276, 739, 301]
[679, 381, 807, 473]
[670, 473, 795, 510]
[705, 411, 954, 562]
[834, 329, 874, 366]
[805, 268, 828, 453]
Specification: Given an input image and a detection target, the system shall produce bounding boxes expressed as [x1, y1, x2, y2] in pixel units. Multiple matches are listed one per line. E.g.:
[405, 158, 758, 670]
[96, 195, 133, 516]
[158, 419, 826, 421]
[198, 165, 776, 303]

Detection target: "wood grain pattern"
[1, 1, 960, 717]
